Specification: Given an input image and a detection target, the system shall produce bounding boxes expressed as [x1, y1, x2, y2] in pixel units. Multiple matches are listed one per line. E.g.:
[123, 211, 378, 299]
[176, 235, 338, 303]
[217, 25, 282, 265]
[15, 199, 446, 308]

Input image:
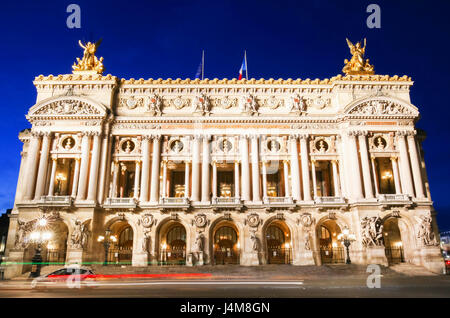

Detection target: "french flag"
[238, 51, 247, 80]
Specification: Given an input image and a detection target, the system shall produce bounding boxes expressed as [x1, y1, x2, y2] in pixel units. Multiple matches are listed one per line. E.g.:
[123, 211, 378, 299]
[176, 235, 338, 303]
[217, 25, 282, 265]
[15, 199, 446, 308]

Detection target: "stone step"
[388, 263, 437, 276]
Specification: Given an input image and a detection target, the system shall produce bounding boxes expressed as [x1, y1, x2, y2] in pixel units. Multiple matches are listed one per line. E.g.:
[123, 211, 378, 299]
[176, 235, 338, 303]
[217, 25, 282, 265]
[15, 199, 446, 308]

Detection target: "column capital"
[135, 160, 142, 166]
[151, 134, 161, 140]
[331, 159, 339, 164]
[289, 134, 299, 141]
[406, 130, 417, 138]
[356, 130, 369, 137]
[347, 130, 359, 137]
[239, 134, 249, 140]
[390, 155, 398, 161]
[249, 134, 259, 140]
[395, 130, 409, 137]
[51, 156, 58, 162]
[141, 135, 152, 141]
[282, 159, 289, 165]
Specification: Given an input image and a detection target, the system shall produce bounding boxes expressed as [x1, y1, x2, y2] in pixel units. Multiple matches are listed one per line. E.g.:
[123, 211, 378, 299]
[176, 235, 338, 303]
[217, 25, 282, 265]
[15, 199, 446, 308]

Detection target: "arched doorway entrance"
[265, 221, 292, 264]
[213, 224, 239, 265]
[383, 217, 405, 264]
[108, 221, 133, 265]
[160, 223, 186, 265]
[318, 220, 345, 264]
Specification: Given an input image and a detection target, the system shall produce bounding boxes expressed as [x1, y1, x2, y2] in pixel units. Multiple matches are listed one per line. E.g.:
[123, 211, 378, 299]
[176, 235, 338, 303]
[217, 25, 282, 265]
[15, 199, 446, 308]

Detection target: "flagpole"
[202, 50, 205, 80]
[245, 50, 248, 80]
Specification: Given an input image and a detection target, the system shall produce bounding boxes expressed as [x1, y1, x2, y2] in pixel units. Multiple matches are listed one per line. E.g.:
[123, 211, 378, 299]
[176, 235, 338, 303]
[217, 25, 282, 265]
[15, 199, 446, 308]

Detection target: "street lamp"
[97, 229, 117, 266]
[337, 227, 356, 264]
[28, 218, 53, 278]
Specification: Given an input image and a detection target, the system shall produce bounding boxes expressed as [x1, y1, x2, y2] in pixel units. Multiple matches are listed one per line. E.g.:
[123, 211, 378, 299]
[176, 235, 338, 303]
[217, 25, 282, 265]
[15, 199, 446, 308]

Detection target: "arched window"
[166, 225, 186, 250]
[119, 226, 133, 249]
[266, 225, 285, 248]
[214, 226, 238, 244]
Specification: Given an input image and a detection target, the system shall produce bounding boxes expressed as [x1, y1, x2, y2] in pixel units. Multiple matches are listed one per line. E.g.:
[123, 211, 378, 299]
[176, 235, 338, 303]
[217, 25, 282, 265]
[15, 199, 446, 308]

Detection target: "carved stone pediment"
[33, 100, 101, 116]
[348, 99, 416, 116]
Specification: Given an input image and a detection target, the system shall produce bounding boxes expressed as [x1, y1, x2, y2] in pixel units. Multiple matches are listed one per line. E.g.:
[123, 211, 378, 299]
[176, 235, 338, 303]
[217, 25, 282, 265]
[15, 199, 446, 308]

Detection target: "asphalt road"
[1, 276, 449, 298]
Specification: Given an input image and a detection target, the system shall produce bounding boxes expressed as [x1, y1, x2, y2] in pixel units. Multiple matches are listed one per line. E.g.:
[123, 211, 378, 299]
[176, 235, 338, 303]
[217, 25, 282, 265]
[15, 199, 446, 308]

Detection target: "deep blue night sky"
[0, 0, 449, 231]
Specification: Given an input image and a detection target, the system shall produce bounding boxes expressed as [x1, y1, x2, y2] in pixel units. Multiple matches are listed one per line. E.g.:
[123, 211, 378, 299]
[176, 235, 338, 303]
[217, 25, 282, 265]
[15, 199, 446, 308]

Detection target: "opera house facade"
[3, 40, 445, 278]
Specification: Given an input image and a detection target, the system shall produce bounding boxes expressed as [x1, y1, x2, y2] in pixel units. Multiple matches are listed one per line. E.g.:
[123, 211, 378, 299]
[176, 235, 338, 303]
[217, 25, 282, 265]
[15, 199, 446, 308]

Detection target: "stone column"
[184, 161, 190, 198]
[407, 133, 425, 199]
[212, 160, 217, 198]
[311, 159, 317, 198]
[97, 125, 110, 203]
[76, 133, 92, 200]
[71, 158, 81, 197]
[111, 160, 119, 198]
[234, 161, 240, 198]
[87, 133, 101, 202]
[299, 134, 312, 201]
[391, 156, 402, 195]
[283, 160, 290, 197]
[140, 136, 151, 202]
[347, 132, 364, 200]
[191, 135, 201, 202]
[358, 132, 374, 199]
[34, 133, 52, 199]
[240, 136, 251, 201]
[134, 160, 141, 199]
[370, 156, 379, 196]
[201, 135, 211, 202]
[262, 161, 268, 199]
[161, 160, 167, 198]
[23, 132, 41, 200]
[331, 160, 341, 197]
[250, 135, 261, 202]
[47, 157, 57, 196]
[289, 135, 301, 201]
[149, 135, 161, 203]
[397, 132, 415, 197]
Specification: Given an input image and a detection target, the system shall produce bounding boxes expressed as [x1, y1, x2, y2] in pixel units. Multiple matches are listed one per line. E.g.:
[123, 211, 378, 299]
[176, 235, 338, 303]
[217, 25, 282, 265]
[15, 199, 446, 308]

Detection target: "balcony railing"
[40, 195, 73, 207]
[378, 194, 410, 202]
[212, 197, 242, 205]
[263, 196, 294, 205]
[314, 196, 346, 204]
[103, 197, 137, 208]
[160, 197, 190, 206]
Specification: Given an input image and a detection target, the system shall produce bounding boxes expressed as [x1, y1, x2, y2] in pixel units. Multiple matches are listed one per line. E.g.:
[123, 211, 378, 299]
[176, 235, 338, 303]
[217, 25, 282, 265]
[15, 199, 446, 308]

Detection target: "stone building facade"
[3, 41, 445, 278]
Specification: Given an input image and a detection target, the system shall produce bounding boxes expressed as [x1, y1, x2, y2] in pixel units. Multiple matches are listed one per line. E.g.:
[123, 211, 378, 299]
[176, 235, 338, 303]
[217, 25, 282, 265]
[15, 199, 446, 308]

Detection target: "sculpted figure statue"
[417, 215, 437, 246]
[361, 216, 384, 247]
[71, 220, 84, 249]
[342, 38, 375, 75]
[250, 232, 259, 251]
[14, 219, 28, 249]
[72, 39, 105, 74]
[192, 232, 204, 263]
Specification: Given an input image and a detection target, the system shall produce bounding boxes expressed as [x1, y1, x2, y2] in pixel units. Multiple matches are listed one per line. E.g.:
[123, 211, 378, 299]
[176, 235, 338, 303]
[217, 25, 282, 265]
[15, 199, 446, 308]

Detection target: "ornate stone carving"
[214, 96, 237, 109]
[70, 219, 90, 250]
[298, 213, 314, 228]
[192, 214, 208, 228]
[14, 219, 33, 249]
[417, 215, 438, 246]
[193, 93, 210, 115]
[264, 96, 283, 109]
[349, 100, 413, 116]
[361, 216, 384, 247]
[287, 94, 307, 114]
[245, 213, 262, 228]
[250, 231, 259, 251]
[239, 94, 258, 115]
[138, 213, 156, 253]
[33, 100, 101, 116]
[342, 38, 374, 75]
[146, 94, 162, 115]
[171, 96, 188, 109]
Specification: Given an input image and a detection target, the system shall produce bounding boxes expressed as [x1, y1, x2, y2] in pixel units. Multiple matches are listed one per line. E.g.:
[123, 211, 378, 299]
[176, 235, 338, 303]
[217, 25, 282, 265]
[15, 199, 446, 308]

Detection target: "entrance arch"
[159, 222, 187, 265]
[317, 219, 345, 264]
[212, 222, 240, 265]
[109, 220, 133, 265]
[265, 221, 292, 264]
[383, 217, 405, 264]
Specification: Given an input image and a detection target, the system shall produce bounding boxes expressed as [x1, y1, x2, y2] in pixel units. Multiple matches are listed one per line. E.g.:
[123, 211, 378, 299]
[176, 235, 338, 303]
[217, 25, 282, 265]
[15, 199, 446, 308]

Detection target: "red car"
[31, 267, 96, 290]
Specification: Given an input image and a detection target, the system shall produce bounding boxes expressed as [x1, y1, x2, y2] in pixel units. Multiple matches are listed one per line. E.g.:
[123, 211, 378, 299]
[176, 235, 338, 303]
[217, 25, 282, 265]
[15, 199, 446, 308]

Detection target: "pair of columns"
[23, 131, 102, 202]
[346, 130, 425, 200]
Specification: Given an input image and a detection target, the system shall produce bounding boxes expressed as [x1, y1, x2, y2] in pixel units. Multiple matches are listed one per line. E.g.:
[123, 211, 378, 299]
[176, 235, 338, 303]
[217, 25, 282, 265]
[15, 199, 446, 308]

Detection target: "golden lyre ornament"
[72, 39, 104, 74]
[342, 38, 375, 75]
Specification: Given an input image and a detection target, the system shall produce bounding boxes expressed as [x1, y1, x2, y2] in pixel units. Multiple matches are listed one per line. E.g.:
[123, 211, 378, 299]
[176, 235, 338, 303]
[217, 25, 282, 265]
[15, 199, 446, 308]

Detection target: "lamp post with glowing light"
[29, 218, 53, 278]
[337, 227, 356, 264]
[97, 229, 117, 266]
[382, 171, 393, 193]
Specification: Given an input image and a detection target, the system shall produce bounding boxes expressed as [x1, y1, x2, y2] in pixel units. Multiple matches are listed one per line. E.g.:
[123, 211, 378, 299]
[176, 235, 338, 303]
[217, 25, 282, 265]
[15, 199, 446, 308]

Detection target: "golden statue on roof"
[342, 38, 374, 75]
[72, 39, 104, 74]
